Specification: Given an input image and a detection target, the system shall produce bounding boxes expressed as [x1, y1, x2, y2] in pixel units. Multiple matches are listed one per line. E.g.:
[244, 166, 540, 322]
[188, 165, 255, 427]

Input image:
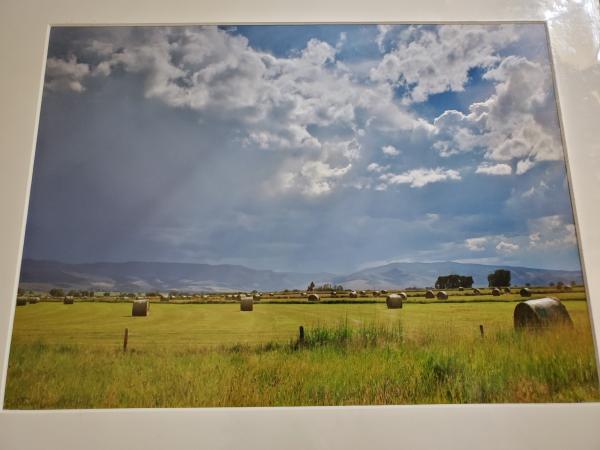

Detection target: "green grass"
[5, 301, 599, 408]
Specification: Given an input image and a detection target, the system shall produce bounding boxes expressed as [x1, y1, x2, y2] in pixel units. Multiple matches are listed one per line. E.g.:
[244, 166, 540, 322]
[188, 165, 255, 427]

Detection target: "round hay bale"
[132, 299, 149, 316]
[458, 287, 464, 291]
[28, 297, 40, 304]
[520, 288, 532, 297]
[436, 291, 448, 300]
[380, 289, 388, 295]
[349, 291, 358, 298]
[240, 296, 253, 311]
[372, 291, 380, 297]
[16, 298, 27, 306]
[564, 285, 573, 291]
[514, 297, 573, 329]
[253, 294, 261, 301]
[359, 290, 366, 296]
[492, 288, 501, 296]
[425, 290, 435, 299]
[269, 292, 274, 296]
[307, 293, 320, 302]
[63, 296, 74, 305]
[473, 288, 481, 295]
[331, 291, 337, 298]
[386, 293, 404, 309]
[504, 287, 511, 294]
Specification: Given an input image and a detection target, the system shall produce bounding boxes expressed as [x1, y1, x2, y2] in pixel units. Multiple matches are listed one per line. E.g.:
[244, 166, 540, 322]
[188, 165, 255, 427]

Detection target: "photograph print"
[6, 23, 599, 409]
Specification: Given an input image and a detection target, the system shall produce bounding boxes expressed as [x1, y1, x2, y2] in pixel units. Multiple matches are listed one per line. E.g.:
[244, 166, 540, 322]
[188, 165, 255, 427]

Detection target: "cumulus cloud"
[465, 237, 487, 251]
[528, 215, 577, 249]
[475, 163, 512, 175]
[431, 56, 564, 172]
[496, 241, 520, 252]
[370, 25, 518, 103]
[44, 56, 91, 92]
[381, 145, 400, 156]
[367, 162, 390, 173]
[282, 161, 352, 197]
[379, 168, 461, 188]
[78, 26, 434, 197]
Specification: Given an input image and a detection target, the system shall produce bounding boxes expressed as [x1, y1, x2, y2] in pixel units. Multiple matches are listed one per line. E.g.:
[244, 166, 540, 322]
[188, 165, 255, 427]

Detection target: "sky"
[22, 24, 583, 273]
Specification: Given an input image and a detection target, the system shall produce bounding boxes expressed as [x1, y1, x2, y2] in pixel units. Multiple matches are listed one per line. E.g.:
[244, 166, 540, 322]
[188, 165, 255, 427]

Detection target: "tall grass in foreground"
[5, 320, 599, 409]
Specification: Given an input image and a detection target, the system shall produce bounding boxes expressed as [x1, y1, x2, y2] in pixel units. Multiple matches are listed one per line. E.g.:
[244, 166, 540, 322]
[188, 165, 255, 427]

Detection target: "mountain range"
[18, 259, 583, 293]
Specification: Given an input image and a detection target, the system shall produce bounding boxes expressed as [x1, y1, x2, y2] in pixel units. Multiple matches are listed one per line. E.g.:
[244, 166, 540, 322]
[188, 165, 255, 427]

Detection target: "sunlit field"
[5, 292, 598, 409]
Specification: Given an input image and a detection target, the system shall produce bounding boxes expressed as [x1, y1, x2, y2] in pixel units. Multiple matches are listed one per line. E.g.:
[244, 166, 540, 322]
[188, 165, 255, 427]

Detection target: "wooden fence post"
[123, 328, 129, 351]
[299, 325, 305, 344]
[479, 324, 484, 338]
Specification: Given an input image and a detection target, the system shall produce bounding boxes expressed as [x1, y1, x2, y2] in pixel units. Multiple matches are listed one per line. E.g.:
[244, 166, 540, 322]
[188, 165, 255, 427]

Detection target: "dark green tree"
[487, 269, 511, 287]
[49, 288, 64, 297]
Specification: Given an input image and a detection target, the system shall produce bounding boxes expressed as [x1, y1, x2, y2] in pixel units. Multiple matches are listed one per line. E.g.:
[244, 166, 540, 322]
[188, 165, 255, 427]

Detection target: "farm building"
[385, 293, 403, 309]
[514, 298, 572, 329]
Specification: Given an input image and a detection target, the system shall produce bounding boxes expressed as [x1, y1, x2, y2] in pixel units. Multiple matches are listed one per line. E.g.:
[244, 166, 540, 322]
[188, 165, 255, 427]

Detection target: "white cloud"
[367, 162, 390, 173]
[370, 25, 518, 103]
[44, 56, 90, 92]
[278, 161, 352, 197]
[431, 56, 563, 172]
[475, 163, 512, 175]
[527, 215, 577, 249]
[379, 168, 461, 188]
[80, 26, 434, 197]
[465, 237, 487, 251]
[381, 145, 400, 156]
[496, 241, 520, 252]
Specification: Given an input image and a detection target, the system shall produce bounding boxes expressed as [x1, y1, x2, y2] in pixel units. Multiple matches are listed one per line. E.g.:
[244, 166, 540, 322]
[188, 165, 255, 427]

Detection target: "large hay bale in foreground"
[436, 291, 448, 300]
[16, 298, 27, 306]
[492, 288, 501, 296]
[308, 293, 320, 302]
[132, 299, 149, 316]
[514, 297, 573, 329]
[386, 294, 404, 309]
[472, 288, 481, 295]
[349, 291, 358, 298]
[520, 288, 532, 297]
[425, 290, 435, 299]
[63, 296, 74, 305]
[240, 296, 253, 311]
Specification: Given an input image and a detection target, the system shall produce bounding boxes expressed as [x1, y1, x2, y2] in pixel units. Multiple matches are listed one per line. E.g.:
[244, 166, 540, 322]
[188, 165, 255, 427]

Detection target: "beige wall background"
[0, 1, 599, 449]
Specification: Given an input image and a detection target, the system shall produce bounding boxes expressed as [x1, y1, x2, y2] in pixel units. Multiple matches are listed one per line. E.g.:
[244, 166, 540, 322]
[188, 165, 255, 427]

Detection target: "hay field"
[4, 298, 599, 409]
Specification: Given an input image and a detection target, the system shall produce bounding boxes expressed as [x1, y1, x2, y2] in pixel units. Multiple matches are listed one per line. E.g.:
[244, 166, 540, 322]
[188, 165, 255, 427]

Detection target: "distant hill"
[19, 259, 333, 293]
[332, 261, 583, 289]
[19, 259, 583, 293]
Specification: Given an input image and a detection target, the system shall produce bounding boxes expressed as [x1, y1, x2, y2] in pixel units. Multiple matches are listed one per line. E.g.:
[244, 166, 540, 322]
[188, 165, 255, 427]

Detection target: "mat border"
[1, 1, 600, 449]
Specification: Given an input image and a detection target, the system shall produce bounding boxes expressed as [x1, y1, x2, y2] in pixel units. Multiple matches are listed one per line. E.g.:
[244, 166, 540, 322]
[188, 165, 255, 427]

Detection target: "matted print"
[6, 23, 599, 409]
